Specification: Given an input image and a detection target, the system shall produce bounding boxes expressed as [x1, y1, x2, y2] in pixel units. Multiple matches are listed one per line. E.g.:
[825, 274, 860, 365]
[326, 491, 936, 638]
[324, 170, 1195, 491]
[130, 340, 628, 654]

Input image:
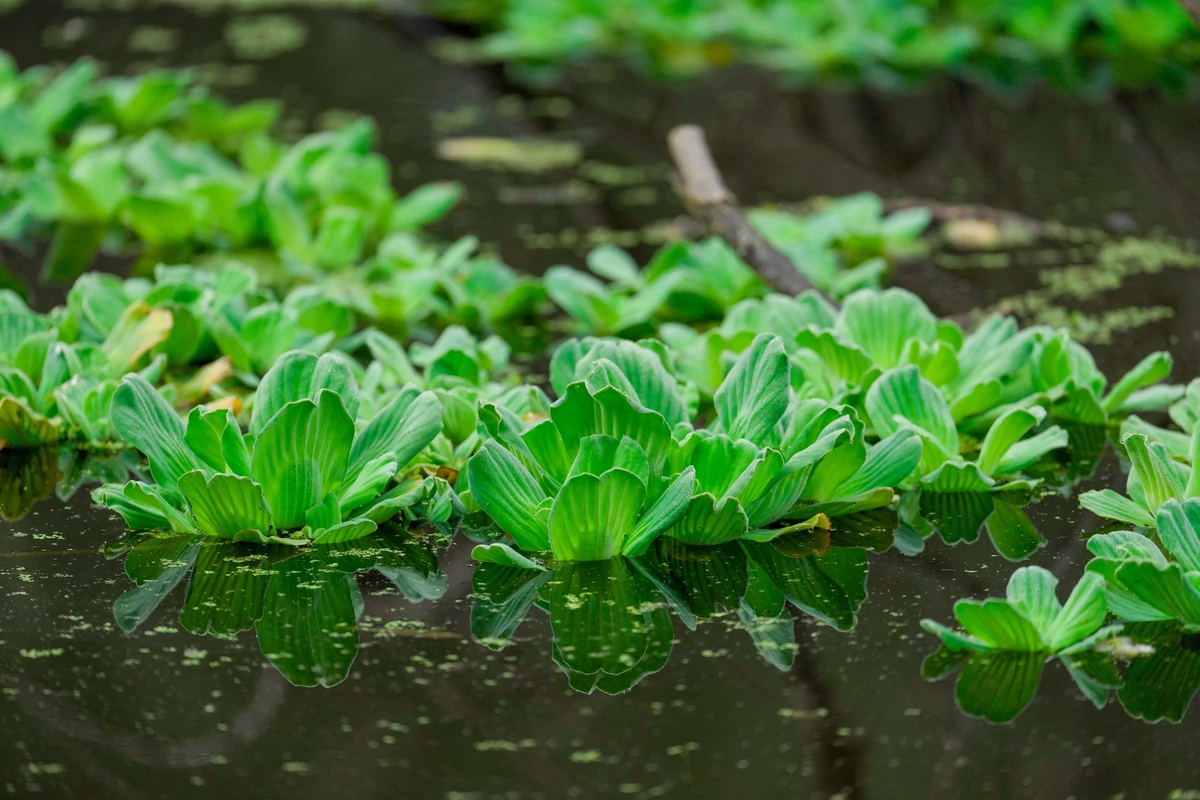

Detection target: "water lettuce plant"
[432, 0, 1199, 90]
[0, 290, 172, 449]
[0, 52, 460, 271]
[1079, 432, 1198, 528]
[921, 565, 1122, 722]
[95, 351, 444, 544]
[1085, 499, 1200, 628]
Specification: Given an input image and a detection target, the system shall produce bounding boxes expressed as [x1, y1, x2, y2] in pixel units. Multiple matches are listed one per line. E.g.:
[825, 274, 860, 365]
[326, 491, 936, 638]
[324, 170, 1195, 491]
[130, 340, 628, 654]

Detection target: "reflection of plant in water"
[109, 527, 444, 687]
[922, 566, 1123, 723]
[0, 446, 59, 521]
[470, 513, 887, 693]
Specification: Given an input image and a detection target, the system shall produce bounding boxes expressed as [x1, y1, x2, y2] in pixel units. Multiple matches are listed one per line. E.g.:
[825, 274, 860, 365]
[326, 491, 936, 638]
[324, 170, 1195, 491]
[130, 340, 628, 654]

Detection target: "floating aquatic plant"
[921, 565, 1123, 722]
[94, 351, 445, 544]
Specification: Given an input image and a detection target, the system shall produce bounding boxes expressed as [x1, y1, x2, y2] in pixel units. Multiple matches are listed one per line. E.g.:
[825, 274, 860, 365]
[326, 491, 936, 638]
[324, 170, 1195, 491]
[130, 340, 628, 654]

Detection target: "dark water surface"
[4, 3, 1200, 798]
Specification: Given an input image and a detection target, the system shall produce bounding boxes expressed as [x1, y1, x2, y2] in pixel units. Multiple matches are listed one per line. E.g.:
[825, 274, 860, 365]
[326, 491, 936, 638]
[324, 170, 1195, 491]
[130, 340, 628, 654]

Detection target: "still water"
[3, 2, 1200, 798]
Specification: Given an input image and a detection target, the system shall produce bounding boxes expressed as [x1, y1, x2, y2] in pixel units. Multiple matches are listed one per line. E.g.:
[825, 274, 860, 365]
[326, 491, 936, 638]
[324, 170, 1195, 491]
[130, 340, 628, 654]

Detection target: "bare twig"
[667, 125, 819, 297]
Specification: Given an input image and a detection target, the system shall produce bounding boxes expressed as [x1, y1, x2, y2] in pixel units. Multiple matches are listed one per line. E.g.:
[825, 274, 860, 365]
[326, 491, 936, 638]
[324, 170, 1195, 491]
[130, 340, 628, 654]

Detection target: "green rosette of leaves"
[0, 289, 173, 450]
[1079, 431, 1200, 528]
[1085, 498, 1200, 628]
[466, 360, 698, 563]
[921, 565, 1123, 722]
[93, 350, 443, 544]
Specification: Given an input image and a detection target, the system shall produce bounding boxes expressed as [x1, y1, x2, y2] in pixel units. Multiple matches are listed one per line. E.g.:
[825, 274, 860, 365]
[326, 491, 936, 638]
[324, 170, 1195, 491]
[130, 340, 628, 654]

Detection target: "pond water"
[4, 2, 1200, 798]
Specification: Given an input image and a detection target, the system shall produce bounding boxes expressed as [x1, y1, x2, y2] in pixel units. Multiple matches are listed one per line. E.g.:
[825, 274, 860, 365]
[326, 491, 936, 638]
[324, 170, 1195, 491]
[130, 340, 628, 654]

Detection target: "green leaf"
[995, 426, 1069, 475]
[544, 267, 620, 332]
[1125, 433, 1182, 512]
[1043, 573, 1108, 652]
[347, 388, 442, 478]
[1005, 566, 1061, 635]
[833, 430, 922, 497]
[1103, 351, 1173, 413]
[467, 440, 551, 551]
[1115, 561, 1200, 626]
[178, 470, 272, 539]
[110, 375, 200, 489]
[250, 351, 358, 436]
[337, 454, 397, 514]
[623, 467, 697, 557]
[250, 392, 354, 530]
[1157, 499, 1200, 572]
[1079, 489, 1155, 527]
[835, 287, 937, 369]
[310, 518, 378, 544]
[551, 382, 673, 475]
[390, 182, 462, 231]
[0, 395, 60, 449]
[549, 469, 646, 561]
[865, 365, 958, 469]
[921, 462, 996, 493]
[954, 599, 1045, 651]
[471, 542, 547, 571]
[978, 408, 1040, 477]
[714, 333, 789, 446]
[663, 493, 749, 546]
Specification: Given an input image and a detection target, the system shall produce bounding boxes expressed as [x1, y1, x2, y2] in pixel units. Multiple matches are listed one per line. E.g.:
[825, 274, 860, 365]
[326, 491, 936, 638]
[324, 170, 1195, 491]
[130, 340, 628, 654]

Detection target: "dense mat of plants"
[429, 0, 1200, 90]
[6, 52, 1200, 702]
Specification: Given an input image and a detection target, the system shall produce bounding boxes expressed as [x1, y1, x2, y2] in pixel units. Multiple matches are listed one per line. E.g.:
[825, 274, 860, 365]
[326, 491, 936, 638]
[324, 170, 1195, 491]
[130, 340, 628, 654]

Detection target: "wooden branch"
[667, 125, 818, 297]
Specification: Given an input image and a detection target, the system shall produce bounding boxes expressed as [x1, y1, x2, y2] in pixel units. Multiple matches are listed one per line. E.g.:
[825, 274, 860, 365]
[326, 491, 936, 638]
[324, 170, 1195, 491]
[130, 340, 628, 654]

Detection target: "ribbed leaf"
[865, 365, 957, 467]
[336, 453, 397, 514]
[1125, 433, 1183, 512]
[551, 382, 673, 474]
[835, 287, 937, 369]
[1103, 351, 1173, 413]
[1156, 499, 1200, 572]
[178, 470, 272, 539]
[1043, 573, 1108, 652]
[0, 395, 60, 448]
[467, 440, 551, 551]
[953, 599, 1045, 651]
[1116, 561, 1200, 626]
[663, 493, 749, 546]
[978, 408, 1040, 477]
[995, 426, 1069, 475]
[623, 467, 696, 556]
[551, 338, 689, 426]
[1005, 566, 1061, 636]
[834, 430, 922, 497]
[250, 351, 358, 435]
[110, 375, 199, 489]
[250, 392, 354, 530]
[347, 387, 442, 478]
[549, 469, 646, 561]
[921, 462, 995, 493]
[310, 518, 377, 544]
[714, 333, 789, 446]
[1079, 489, 1155, 527]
